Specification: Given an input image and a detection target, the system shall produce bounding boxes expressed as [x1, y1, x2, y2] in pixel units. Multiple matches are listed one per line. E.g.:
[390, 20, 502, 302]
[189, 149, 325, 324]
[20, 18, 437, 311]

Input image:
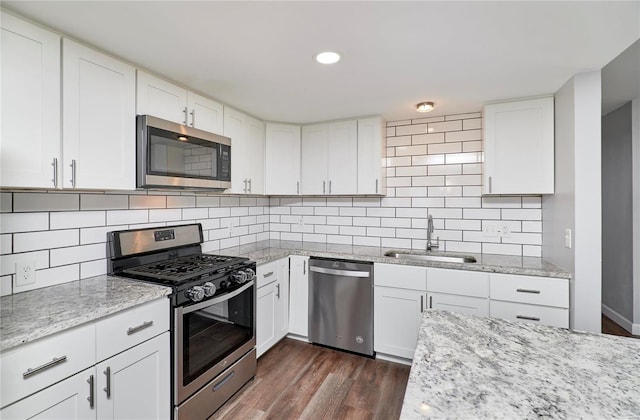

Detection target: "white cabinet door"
[427, 268, 489, 298]
[256, 281, 278, 358]
[327, 120, 358, 194]
[224, 107, 248, 194]
[426, 292, 489, 316]
[288, 255, 309, 337]
[1, 12, 61, 189]
[357, 117, 386, 195]
[245, 115, 265, 195]
[483, 97, 554, 194]
[300, 124, 328, 195]
[96, 332, 170, 420]
[374, 286, 425, 360]
[275, 257, 290, 341]
[136, 70, 187, 124]
[187, 92, 224, 135]
[0, 367, 95, 420]
[265, 123, 301, 195]
[62, 39, 135, 190]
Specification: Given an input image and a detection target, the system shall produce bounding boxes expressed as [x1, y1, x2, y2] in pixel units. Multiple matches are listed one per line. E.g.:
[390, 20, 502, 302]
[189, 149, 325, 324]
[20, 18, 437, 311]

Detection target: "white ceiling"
[4, 1, 640, 124]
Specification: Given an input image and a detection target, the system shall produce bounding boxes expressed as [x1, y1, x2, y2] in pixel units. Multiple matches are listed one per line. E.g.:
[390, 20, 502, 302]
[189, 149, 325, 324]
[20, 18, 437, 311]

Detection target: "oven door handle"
[181, 281, 254, 315]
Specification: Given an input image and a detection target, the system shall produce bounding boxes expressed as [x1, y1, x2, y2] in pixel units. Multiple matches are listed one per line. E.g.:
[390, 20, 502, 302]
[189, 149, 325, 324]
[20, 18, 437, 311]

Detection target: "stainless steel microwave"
[137, 115, 231, 190]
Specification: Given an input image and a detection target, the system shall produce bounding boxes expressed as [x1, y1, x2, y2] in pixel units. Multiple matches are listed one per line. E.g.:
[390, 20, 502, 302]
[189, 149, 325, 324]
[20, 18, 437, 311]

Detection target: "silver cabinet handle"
[127, 320, 154, 335]
[23, 355, 67, 378]
[516, 289, 541, 294]
[323, 180, 326, 194]
[429, 295, 433, 309]
[248, 178, 252, 193]
[87, 374, 95, 408]
[276, 283, 280, 299]
[263, 271, 274, 278]
[488, 176, 492, 193]
[103, 366, 111, 398]
[183, 107, 188, 125]
[69, 159, 76, 187]
[51, 158, 58, 187]
[329, 180, 332, 194]
[309, 266, 370, 277]
[375, 179, 378, 194]
[303, 260, 306, 275]
[213, 370, 235, 392]
[516, 315, 540, 321]
[243, 179, 248, 193]
[297, 181, 300, 195]
[190, 109, 196, 127]
[420, 295, 424, 313]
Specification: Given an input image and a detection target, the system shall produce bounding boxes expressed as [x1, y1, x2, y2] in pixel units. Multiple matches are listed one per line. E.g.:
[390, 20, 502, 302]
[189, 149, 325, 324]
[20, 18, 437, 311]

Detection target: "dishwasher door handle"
[309, 266, 370, 278]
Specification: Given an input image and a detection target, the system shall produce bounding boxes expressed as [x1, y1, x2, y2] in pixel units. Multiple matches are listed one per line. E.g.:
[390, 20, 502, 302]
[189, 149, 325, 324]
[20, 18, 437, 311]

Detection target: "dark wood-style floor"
[212, 338, 410, 419]
[602, 314, 640, 339]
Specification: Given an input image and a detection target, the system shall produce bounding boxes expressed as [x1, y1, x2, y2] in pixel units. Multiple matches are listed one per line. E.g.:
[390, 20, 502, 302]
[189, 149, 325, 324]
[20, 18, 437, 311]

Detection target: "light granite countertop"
[401, 311, 640, 419]
[216, 240, 570, 279]
[0, 275, 171, 352]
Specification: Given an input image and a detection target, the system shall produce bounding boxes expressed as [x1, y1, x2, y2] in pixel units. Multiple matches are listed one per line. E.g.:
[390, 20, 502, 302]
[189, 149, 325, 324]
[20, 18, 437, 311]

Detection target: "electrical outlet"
[564, 228, 572, 249]
[501, 224, 512, 238]
[15, 261, 36, 287]
[482, 222, 499, 238]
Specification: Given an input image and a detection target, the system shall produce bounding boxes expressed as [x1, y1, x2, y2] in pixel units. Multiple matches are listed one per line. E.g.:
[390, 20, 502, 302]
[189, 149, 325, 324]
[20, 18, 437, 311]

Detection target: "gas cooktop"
[123, 254, 248, 283]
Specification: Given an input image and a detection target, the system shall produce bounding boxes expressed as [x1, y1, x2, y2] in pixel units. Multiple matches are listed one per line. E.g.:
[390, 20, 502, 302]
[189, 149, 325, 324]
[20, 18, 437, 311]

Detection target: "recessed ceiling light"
[315, 51, 341, 64]
[416, 102, 435, 112]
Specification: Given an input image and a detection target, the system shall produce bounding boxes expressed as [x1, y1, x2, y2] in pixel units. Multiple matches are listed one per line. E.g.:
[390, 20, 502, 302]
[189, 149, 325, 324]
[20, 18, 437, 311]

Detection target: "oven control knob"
[244, 268, 256, 281]
[232, 271, 247, 284]
[202, 282, 216, 297]
[186, 286, 205, 302]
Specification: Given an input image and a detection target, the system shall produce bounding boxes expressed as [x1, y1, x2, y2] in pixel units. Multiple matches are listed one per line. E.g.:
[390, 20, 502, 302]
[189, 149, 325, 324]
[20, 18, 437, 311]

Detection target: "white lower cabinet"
[374, 286, 425, 360]
[426, 292, 489, 316]
[288, 255, 309, 338]
[0, 367, 95, 420]
[0, 298, 170, 419]
[256, 258, 290, 357]
[489, 300, 569, 329]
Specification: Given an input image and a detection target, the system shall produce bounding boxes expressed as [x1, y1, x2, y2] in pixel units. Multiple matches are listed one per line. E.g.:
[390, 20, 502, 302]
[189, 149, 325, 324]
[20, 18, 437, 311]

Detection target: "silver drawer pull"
[516, 315, 541, 322]
[213, 370, 235, 392]
[516, 288, 541, 294]
[23, 355, 67, 378]
[127, 320, 154, 335]
[263, 271, 274, 278]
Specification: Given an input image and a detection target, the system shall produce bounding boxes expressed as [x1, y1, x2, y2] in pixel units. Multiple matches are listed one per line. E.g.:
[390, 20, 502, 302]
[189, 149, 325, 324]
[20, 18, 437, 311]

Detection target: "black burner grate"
[124, 254, 242, 283]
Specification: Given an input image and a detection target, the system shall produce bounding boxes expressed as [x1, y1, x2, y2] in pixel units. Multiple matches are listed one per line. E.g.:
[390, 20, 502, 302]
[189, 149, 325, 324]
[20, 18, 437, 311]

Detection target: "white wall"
[543, 70, 602, 333]
[633, 98, 640, 333]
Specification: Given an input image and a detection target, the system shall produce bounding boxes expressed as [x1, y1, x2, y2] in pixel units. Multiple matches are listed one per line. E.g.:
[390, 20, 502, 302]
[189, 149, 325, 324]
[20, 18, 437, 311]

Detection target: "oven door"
[174, 281, 255, 405]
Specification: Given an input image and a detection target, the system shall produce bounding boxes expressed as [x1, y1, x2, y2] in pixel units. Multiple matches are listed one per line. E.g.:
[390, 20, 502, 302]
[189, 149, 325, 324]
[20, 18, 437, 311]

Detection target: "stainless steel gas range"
[107, 223, 256, 419]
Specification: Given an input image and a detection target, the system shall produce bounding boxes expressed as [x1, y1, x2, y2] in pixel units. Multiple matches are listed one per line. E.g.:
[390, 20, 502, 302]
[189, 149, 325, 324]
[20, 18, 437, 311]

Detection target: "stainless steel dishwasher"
[308, 258, 374, 356]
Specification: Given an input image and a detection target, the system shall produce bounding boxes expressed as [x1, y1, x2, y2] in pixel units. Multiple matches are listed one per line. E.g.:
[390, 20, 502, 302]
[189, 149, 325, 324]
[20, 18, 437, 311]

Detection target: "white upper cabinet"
[1, 11, 61, 189]
[483, 97, 554, 195]
[265, 123, 301, 195]
[224, 107, 265, 194]
[357, 117, 386, 195]
[62, 39, 136, 190]
[300, 120, 357, 195]
[136, 70, 223, 135]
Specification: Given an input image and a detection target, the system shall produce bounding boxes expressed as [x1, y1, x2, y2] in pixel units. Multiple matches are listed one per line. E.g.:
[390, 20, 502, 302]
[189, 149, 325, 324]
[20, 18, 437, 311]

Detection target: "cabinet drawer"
[374, 263, 427, 291]
[96, 298, 169, 362]
[490, 300, 569, 328]
[257, 260, 279, 288]
[427, 268, 489, 297]
[490, 274, 569, 308]
[0, 323, 95, 408]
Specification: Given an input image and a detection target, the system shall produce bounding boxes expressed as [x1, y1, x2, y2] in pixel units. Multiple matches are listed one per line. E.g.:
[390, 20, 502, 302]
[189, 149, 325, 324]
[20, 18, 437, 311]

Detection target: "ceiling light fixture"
[416, 102, 435, 113]
[315, 51, 341, 64]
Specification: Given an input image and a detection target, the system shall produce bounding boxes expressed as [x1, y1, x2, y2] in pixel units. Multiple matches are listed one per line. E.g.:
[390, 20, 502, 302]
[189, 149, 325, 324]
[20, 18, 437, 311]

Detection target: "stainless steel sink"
[383, 250, 477, 264]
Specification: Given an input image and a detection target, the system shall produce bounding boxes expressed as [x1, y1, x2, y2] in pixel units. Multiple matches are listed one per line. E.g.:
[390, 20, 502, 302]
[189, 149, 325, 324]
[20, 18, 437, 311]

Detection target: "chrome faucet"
[426, 215, 439, 251]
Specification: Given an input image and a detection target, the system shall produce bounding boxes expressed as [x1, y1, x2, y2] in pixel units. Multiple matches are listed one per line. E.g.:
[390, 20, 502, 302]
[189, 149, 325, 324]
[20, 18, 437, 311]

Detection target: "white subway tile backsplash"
[352, 198, 380, 207]
[445, 197, 481, 208]
[387, 156, 412, 167]
[303, 198, 327, 207]
[220, 237, 240, 249]
[81, 259, 107, 278]
[522, 196, 542, 208]
[367, 227, 395, 238]
[396, 228, 426, 239]
[381, 217, 411, 228]
[51, 243, 104, 267]
[463, 208, 501, 220]
[326, 216, 352, 226]
[481, 196, 522, 208]
[367, 207, 396, 217]
[387, 136, 412, 146]
[381, 198, 411, 207]
[411, 197, 445, 208]
[445, 175, 482, 186]
[412, 133, 444, 145]
[464, 231, 500, 243]
[1, 193, 13, 213]
[81, 194, 128, 210]
[230, 207, 249, 217]
[482, 243, 522, 256]
[315, 225, 339, 235]
[396, 145, 427, 156]
[412, 116, 445, 124]
[381, 237, 411, 249]
[463, 141, 483, 153]
[1, 213, 49, 233]
[50, 211, 105, 229]
[502, 209, 541, 221]
[0, 250, 49, 276]
[14, 229, 78, 253]
[327, 235, 352, 245]
[13, 193, 79, 212]
[326, 197, 352, 207]
[1, 275, 12, 296]
[0, 234, 11, 255]
[445, 152, 482, 164]
[445, 112, 482, 121]
[502, 233, 542, 245]
[395, 187, 428, 197]
[129, 195, 166, 209]
[149, 209, 182, 223]
[446, 241, 482, 253]
[462, 163, 483, 175]
[412, 154, 444, 166]
[303, 233, 326, 243]
[386, 127, 396, 137]
[80, 225, 127, 245]
[522, 221, 542, 233]
[427, 186, 462, 197]
[428, 165, 462, 176]
[239, 216, 258, 226]
[340, 226, 367, 236]
[396, 166, 427, 177]
[106, 210, 148, 225]
[428, 142, 462, 155]
[291, 207, 314, 215]
[463, 186, 483, 197]
[387, 120, 411, 127]
[353, 236, 381, 247]
[396, 124, 428, 136]
[14, 264, 80, 294]
[463, 118, 482, 130]
[167, 195, 196, 208]
[209, 207, 231, 218]
[353, 217, 380, 227]
[220, 197, 240, 207]
[387, 177, 412, 187]
[339, 207, 366, 217]
[445, 219, 481, 231]
[445, 129, 482, 142]
[427, 208, 463, 219]
[397, 208, 428, 218]
[427, 120, 462, 133]
[412, 176, 444, 187]
[523, 245, 542, 257]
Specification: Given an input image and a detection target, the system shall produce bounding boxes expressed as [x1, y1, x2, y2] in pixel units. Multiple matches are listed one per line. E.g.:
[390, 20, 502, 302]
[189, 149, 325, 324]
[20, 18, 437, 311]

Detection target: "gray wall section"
[602, 101, 633, 321]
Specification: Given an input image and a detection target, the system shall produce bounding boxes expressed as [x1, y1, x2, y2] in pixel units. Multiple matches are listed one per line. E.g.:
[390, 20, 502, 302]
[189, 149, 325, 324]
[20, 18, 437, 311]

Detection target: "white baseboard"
[285, 333, 309, 343]
[602, 303, 634, 334]
[375, 352, 413, 366]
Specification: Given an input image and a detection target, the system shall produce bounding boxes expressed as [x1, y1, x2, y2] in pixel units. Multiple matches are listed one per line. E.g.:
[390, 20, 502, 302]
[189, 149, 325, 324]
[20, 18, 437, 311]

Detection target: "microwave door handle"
[182, 281, 254, 314]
